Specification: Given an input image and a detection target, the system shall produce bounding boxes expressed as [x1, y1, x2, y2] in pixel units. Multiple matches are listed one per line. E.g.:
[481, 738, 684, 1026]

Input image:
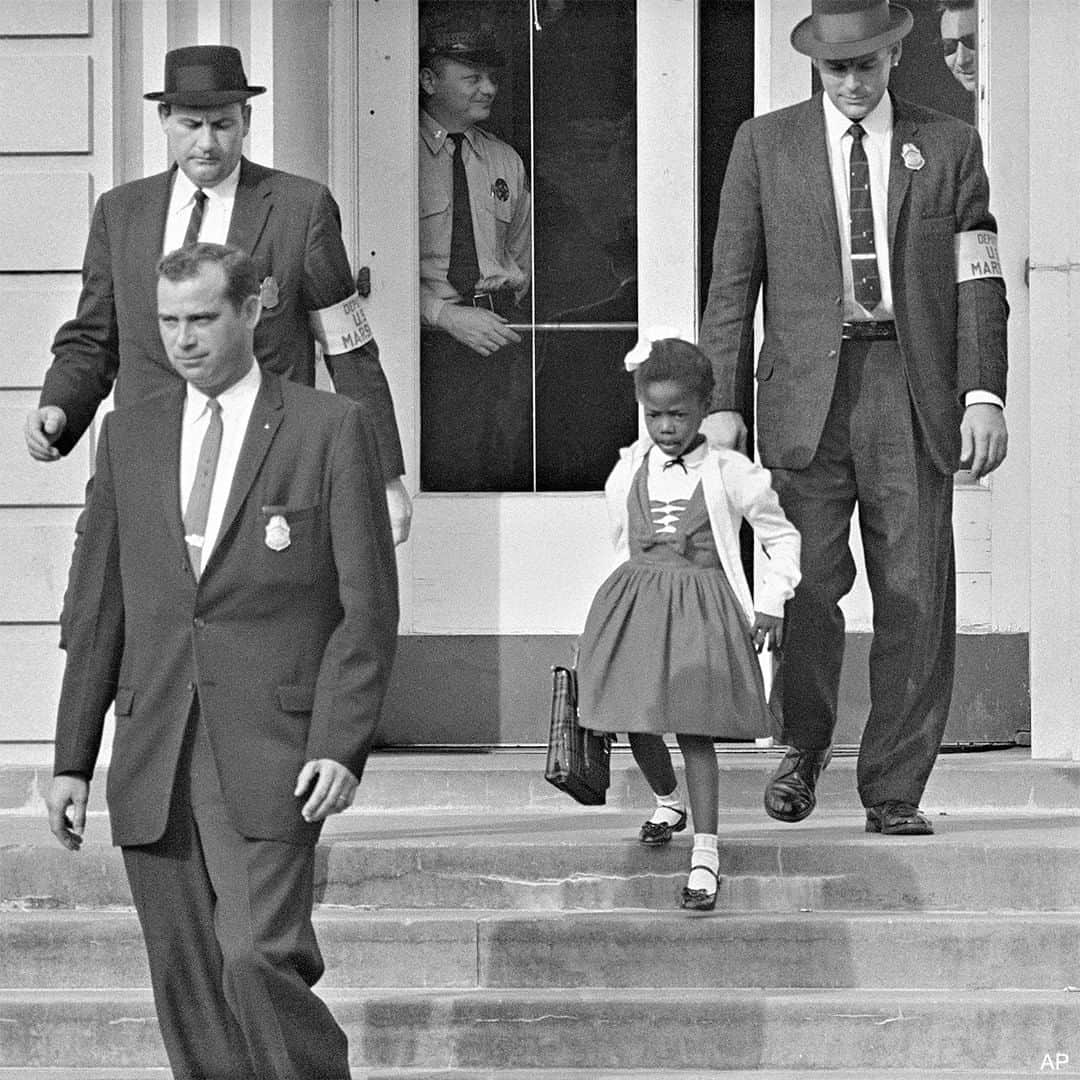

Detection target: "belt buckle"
[842, 320, 895, 341]
[472, 293, 496, 312]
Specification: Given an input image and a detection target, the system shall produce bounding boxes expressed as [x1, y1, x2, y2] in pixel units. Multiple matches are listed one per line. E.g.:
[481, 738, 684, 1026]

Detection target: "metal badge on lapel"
[259, 276, 280, 309]
[901, 143, 925, 171]
[264, 514, 290, 551]
[492, 178, 510, 202]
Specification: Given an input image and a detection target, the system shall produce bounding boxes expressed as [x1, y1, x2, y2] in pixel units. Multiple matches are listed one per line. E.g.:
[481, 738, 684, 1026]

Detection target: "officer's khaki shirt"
[419, 109, 531, 326]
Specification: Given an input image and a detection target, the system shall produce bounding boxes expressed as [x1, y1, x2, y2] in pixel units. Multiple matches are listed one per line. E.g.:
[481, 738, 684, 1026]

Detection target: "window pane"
[418, 0, 637, 493]
[534, 0, 638, 491]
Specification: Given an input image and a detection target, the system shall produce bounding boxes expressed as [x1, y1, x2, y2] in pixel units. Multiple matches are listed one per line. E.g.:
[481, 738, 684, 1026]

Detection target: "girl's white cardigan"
[603, 438, 802, 623]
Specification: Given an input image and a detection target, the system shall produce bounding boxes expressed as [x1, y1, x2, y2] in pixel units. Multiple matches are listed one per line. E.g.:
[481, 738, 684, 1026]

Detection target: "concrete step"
[0, 1071, 1059, 1080]
[6, 907, 1080, 991]
[0, 1071, 1058, 1080]
[1, 987, 1077, 1071]
[5, 748, 1080, 815]
[5, 811, 1079, 912]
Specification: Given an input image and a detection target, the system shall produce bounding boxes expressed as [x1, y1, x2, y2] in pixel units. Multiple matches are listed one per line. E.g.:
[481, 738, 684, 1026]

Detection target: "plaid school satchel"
[544, 665, 612, 805]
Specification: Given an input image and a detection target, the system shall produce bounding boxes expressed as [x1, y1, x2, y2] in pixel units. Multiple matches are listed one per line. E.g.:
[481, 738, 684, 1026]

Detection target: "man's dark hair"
[157, 243, 259, 312]
[632, 338, 716, 404]
[936, 0, 974, 12]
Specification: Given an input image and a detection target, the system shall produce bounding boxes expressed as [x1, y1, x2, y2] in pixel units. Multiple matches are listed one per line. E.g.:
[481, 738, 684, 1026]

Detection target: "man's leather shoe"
[865, 802, 934, 835]
[764, 746, 832, 823]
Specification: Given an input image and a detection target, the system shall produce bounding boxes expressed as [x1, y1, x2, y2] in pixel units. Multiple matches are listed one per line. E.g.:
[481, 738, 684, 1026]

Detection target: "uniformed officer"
[419, 14, 533, 491]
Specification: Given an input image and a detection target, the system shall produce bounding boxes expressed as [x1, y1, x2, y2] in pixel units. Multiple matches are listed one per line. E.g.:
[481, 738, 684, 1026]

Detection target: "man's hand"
[294, 759, 359, 823]
[960, 403, 1008, 479]
[751, 612, 784, 653]
[25, 406, 68, 462]
[46, 775, 89, 851]
[385, 477, 413, 546]
[699, 410, 747, 454]
[437, 303, 521, 356]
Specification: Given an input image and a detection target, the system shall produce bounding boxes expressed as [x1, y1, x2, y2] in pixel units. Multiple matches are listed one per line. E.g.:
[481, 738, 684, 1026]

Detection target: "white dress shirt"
[822, 94, 1002, 411]
[822, 92, 894, 322]
[163, 163, 241, 254]
[180, 361, 261, 571]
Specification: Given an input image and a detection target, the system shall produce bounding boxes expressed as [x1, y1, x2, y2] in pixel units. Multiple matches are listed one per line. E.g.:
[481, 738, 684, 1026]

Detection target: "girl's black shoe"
[680, 865, 719, 911]
[638, 807, 688, 846]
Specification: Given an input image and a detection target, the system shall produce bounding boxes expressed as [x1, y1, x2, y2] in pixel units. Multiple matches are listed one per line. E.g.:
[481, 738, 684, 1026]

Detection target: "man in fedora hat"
[700, 0, 1008, 834]
[26, 44, 411, 542]
[418, 9, 533, 490]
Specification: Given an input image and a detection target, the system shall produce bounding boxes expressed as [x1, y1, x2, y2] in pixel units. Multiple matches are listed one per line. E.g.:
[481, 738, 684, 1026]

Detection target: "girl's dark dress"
[577, 453, 777, 739]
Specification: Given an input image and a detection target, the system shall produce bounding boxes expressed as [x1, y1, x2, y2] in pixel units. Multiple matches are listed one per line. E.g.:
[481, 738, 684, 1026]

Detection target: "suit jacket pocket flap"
[277, 684, 315, 713]
[114, 688, 135, 716]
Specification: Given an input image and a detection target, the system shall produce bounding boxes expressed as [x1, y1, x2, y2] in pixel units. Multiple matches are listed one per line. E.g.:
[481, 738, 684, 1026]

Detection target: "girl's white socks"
[648, 787, 686, 827]
[687, 833, 719, 893]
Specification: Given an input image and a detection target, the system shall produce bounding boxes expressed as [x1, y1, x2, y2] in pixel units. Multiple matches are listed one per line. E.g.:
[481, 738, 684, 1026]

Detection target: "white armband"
[955, 231, 1002, 282]
[309, 292, 374, 355]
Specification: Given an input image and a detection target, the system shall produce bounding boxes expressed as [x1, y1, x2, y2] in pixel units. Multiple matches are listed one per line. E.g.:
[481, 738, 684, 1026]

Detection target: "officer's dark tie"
[183, 188, 207, 248]
[847, 123, 881, 310]
[183, 398, 222, 577]
[447, 133, 480, 300]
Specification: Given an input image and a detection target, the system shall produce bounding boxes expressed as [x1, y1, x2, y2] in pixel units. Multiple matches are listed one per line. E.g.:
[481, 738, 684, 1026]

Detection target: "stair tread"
[6, 905, 1080, 922]
[0, 1070, 1053, 1080]
[3, 986, 1077, 1002]
[4, 808, 1080, 848]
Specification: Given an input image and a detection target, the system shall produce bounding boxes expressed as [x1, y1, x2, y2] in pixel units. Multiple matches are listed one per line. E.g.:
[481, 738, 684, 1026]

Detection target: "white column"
[197, 0, 223, 45]
[142, 0, 170, 178]
[246, 0, 274, 167]
[636, 0, 697, 338]
[1027, 0, 1080, 759]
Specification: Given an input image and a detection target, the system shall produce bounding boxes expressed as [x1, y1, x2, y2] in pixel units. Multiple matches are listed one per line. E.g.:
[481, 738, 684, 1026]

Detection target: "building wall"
[0, 0, 112, 762]
[0, 0, 1056, 760]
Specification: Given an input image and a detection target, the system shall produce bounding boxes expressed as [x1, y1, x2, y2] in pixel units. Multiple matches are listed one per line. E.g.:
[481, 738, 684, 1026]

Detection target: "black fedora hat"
[791, 0, 912, 60]
[145, 45, 266, 106]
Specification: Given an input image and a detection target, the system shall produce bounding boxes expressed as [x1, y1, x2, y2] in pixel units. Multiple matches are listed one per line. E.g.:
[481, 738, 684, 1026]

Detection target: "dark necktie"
[183, 188, 207, 248]
[183, 398, 223, 577]
[447, 133, 481, 300]
[847, 123, 881, 311]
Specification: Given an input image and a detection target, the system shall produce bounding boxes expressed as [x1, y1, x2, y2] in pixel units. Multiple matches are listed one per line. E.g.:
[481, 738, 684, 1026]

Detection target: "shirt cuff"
[421, 293, 451, 327]
[964, 390, 1004, 410]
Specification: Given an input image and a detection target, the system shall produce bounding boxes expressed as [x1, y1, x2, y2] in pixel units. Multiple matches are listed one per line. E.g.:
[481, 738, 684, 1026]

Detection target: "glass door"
[417, 0, 639, 495]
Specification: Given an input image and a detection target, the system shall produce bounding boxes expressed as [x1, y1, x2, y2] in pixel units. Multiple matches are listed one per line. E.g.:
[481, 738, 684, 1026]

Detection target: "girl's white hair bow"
[623, 326, 694, 371]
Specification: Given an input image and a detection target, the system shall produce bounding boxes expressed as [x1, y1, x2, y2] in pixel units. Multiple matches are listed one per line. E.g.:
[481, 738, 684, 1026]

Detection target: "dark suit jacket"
[53, 371, 399, 847]
[41, 158, 404, 478]
[700, 93, 1008, 475]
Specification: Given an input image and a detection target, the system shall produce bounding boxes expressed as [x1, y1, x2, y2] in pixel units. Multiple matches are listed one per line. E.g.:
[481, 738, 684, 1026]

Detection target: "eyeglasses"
[941, 33, 976, 56]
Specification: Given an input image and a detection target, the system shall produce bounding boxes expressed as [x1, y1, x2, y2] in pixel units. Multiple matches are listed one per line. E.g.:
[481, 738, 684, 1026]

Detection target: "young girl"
[577, 333, 800, 911]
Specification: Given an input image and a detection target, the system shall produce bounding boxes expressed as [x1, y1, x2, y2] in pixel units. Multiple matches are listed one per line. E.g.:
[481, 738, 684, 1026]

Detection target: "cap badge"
[901, 143, 925, 171]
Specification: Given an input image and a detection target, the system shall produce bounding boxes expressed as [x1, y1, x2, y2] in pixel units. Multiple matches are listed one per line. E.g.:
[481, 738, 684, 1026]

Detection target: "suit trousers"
[768, 339, 955, 807]
[420, 325, 532, 491]
[121, 700, 349, 1080]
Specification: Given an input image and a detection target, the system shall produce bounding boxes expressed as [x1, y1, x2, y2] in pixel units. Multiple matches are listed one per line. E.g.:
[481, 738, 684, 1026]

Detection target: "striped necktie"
[182, 188, 207, 248]
[183, 398, 222, 577]
[847, 123, 881, 311]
